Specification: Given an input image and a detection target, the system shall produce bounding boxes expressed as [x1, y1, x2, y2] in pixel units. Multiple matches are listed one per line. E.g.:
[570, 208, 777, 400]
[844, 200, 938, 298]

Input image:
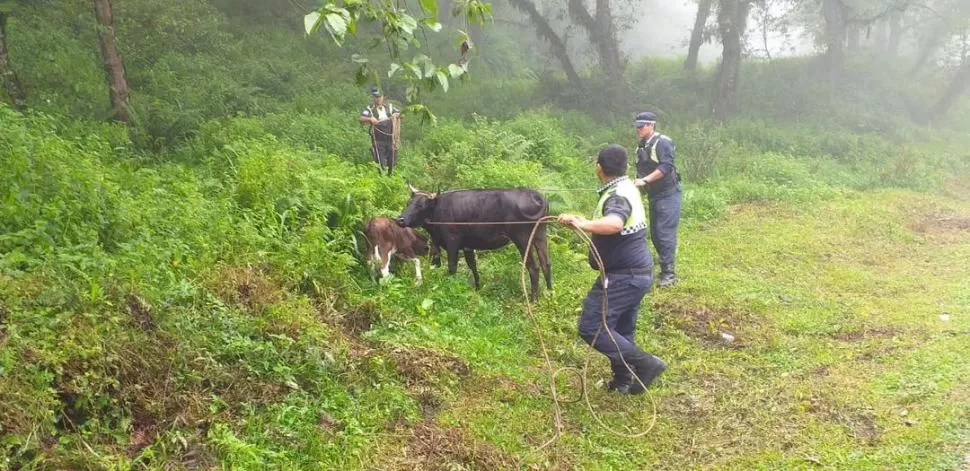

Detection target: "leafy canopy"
[305, 0, 492, 123]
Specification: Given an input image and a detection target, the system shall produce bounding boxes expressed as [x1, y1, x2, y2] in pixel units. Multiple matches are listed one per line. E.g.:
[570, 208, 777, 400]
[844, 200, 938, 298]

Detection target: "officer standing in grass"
[559, 144, 667, 395]
[633, 112, 682, 288]
[359, 86, 400, 176]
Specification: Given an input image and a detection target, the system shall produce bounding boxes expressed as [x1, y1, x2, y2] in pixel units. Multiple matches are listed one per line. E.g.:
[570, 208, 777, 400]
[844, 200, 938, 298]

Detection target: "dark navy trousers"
[578, 273, 653, 381]
[648, 185, 682, 267]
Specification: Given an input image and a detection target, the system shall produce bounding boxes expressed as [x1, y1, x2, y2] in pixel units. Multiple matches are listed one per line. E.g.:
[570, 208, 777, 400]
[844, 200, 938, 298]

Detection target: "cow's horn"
[408, 183, 418, 194]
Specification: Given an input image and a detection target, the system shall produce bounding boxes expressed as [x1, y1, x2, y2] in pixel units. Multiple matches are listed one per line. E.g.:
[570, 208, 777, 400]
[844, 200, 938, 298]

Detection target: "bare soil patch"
[126, 294, 155, 331]
[653, 300, 769, 349]
[386, 346, 470, 387]
[909, 213, 970, 242]
[383, 420, 519, 471]
[208, 265, 283, 313]
[830, 328, 902, 342]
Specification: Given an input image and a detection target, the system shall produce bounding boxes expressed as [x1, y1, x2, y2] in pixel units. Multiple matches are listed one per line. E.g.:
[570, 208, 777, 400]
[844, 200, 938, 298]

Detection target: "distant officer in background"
[633, 112, 682, 288]
[359, 86, 401, 176]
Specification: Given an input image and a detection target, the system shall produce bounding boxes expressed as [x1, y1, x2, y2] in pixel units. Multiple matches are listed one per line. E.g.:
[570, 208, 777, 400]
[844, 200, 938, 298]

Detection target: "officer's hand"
[634, 178, 647, 187]
[559, 215, 585, 229]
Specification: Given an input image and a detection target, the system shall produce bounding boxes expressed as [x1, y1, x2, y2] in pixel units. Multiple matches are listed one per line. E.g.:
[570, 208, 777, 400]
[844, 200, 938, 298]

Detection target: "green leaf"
[435, 70, 449, 93]
[447, 63, 465, 78]
[404, 104, 437, 125]
[419, 0, 439, 18]
[421, 19, 443, 32]
[399, 13, 419, 36]
[420, 298, 434, 310]
[455, 30, 473, 50]
[406, 83, 420, 103]
[355, 66, 370, 86]
[324, 9, 351, 45]
[304, 11, 321, 35]
[404, 62, 423, 79]
[388, 63, 402, 78]
[422, 60, 435, 80]
[351, 54, 369, 64]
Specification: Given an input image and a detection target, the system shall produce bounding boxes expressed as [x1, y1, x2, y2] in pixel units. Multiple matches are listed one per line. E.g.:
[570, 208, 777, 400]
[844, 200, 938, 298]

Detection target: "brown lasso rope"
[519, 217, 658, 450]
[417, 216, 659, 449]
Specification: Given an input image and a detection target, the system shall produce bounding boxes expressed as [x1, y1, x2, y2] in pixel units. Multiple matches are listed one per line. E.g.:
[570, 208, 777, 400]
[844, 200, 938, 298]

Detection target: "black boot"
[606, 378, 631, 395]
[628, 355, 667, 395]
[659, 263, 677, 288]
[607, 363, 632, 394]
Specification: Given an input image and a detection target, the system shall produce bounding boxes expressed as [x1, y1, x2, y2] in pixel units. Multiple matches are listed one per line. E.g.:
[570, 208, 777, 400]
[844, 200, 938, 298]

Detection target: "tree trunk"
[508, 0, 583, 86]
[712, 0, 748, 119]
[93, 0, 130, 124]
[910, 24, 945, 74]
[846, 22, 860, 51]
[821, 0, 846, 81]
[568, 0, 624, 82]
[685, 0, 713, 71]
[962, 29, 968, 64]
[0, 12, 25, 111]
[887, 12, 902, 57]
[594, 0, 624, 82]
[927, 60, 970, 122]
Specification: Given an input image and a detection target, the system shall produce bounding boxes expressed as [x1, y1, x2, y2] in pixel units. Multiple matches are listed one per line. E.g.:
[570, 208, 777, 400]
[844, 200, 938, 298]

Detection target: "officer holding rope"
[558, 144, 668, 395]
[359, 86, 401, 176]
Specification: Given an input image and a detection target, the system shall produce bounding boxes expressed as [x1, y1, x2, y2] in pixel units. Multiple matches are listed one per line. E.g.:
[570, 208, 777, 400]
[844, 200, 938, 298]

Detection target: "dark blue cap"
[634, 111, 657, 128]
[370, 86, 382, 97]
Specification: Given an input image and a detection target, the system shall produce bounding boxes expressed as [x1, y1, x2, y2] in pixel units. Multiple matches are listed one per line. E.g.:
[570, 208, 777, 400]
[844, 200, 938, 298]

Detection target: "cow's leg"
[430, 242, 441, 268]
[533, 230, 553, 290]
[463, 249, 480, 289]
[445, 244, 460, 276]
[513, 237, 540, 302]
[381, 248, 395, 278]
[412, 258, 422, 282]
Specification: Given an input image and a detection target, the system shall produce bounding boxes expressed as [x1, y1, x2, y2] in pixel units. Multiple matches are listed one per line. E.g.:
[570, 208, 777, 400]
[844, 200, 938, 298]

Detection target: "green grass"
[3, 1, 970, 467]
[360, 187, 970, 470]
[3, 102, 969, 468]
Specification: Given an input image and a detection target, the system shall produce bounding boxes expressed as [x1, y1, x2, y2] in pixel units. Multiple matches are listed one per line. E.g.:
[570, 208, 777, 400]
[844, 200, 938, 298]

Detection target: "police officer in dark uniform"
[559, 144, 668, 395]
[359, 86, 400, 176]
[633, 112, 682, 288]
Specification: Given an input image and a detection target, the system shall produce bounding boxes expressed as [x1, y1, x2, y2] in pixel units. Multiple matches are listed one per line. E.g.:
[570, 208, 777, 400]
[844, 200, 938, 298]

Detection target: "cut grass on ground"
[367, 188, 970, 470]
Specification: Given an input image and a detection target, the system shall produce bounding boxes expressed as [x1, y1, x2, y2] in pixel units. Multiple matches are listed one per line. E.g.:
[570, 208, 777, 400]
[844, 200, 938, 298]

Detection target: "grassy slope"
[3, 3, 970, 468]
[364, 185, 970, 469]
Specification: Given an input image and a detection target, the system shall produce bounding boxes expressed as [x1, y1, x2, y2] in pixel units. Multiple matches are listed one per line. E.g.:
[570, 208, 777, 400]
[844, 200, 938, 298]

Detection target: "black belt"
[606, 267, 651, 276]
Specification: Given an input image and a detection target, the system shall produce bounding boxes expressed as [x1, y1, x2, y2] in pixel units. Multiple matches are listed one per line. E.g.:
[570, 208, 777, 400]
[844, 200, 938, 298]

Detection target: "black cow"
[397, 185, 552, 301]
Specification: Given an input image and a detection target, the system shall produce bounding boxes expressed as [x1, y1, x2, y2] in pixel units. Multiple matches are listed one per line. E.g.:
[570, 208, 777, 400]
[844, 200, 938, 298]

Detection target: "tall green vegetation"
[1, 0, 969, 468]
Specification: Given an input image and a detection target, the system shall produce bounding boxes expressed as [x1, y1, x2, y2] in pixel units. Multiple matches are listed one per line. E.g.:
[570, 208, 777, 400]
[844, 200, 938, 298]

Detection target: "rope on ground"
[520, 217, 658, 450]
[411, 217, 659, 447]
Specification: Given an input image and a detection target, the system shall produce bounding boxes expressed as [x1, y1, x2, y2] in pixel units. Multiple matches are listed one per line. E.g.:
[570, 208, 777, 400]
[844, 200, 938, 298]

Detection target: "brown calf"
[364, 217, 435, 282]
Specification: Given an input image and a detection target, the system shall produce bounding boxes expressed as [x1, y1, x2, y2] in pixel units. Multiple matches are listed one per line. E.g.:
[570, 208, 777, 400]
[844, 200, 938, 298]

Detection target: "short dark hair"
[597, 144, 628, 177]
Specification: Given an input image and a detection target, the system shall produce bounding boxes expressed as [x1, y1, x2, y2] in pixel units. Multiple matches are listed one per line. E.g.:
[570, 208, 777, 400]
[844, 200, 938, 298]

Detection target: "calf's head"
[398, 184, 437, 228]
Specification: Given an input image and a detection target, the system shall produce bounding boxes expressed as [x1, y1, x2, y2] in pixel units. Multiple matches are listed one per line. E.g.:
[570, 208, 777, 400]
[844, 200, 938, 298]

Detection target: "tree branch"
[508, 0, 583, 86]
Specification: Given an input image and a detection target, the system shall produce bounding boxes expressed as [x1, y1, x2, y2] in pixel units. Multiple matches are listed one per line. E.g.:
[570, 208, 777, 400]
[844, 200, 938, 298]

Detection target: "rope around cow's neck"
[519, 216, 658, 451]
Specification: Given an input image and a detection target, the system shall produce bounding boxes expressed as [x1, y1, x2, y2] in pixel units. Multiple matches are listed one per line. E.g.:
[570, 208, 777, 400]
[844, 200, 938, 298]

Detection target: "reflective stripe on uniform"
[645, 134, 672, 164]
[365, 104, 393, 121]
[594, 177, 647, 236]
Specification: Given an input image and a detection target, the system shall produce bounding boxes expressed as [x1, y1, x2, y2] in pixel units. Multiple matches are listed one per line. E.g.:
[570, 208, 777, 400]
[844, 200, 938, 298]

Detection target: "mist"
[619, 0, 816, 65]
